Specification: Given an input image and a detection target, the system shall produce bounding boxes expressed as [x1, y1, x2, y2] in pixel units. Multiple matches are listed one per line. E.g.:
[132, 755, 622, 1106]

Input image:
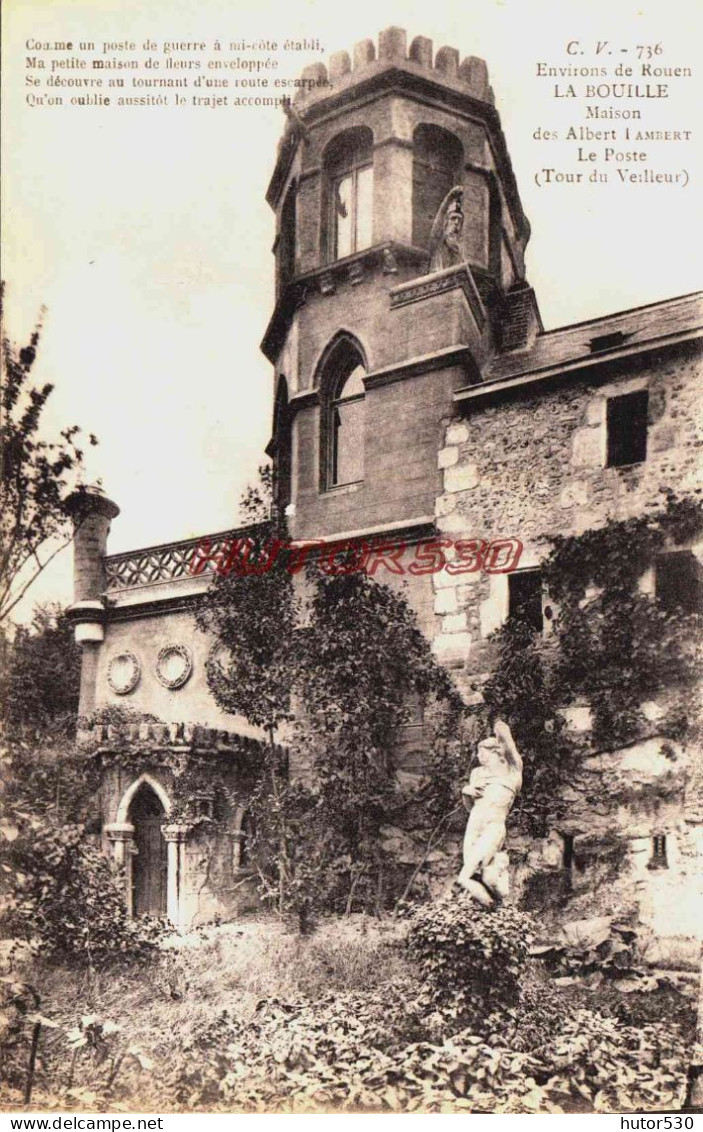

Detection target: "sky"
[2, 0, 700, 619]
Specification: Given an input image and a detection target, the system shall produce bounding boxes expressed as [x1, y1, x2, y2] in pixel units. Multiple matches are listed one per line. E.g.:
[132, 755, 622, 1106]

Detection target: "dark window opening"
[508, 570, 544, 633]
[655, 551, 703, 615]
[279, 186, 297, 290]
[650, 834, 668, 869]
[320, 337, 366, 490]
[240, 811, 254, 868]
[273, 379, 292, 515]
[331, 365, 365, 486]
[606, 390, 648, 467]
[562, 833, 575, 872]
[412, 124, 464, 251]
[561, 833, 575, 891]
[589, 330, 631, 353]
[323, 128, 373, 263]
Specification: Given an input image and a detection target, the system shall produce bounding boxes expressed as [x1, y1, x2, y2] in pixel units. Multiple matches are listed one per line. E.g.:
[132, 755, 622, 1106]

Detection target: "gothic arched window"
[412, 125, 464, 251]
[319, 338, 366, 489]
[323, 127, 374, 263]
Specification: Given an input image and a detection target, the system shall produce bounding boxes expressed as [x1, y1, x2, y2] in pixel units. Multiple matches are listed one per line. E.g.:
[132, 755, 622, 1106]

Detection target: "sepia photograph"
[1, 0, 701, 1118]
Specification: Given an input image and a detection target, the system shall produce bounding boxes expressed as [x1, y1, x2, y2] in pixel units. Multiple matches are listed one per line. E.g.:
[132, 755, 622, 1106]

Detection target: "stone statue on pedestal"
[457, 719, 523, 906]
[428, 186, 465, 273]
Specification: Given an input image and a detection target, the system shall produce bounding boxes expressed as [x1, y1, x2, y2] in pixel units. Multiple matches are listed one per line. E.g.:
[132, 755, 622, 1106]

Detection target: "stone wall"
[430, 341, 702, 678]
[93, 609, 258, 734]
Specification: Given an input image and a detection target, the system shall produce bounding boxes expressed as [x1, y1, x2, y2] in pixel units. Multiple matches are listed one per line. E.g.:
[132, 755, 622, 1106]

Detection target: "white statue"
[427, 186, 465, 273]
[457, 719, 523, 906]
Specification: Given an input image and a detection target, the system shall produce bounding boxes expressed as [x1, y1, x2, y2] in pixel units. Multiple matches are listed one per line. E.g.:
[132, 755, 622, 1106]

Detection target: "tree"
[0, 284, 98, 622]
[0, 603, 81, 737]
[295, 567, 461, 912]
[195, 469, 464, 920]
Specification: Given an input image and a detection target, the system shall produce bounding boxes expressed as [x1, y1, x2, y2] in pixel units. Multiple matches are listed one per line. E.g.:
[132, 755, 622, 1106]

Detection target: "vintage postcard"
[1, 0, 701, 1118]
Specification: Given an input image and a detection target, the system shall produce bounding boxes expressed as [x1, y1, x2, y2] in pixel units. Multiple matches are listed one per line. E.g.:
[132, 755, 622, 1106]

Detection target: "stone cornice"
[288, 515, 436, 550]
[260, 242, 427, 364]
[364, 345, 478, 389]
[389, 263, 487, 330]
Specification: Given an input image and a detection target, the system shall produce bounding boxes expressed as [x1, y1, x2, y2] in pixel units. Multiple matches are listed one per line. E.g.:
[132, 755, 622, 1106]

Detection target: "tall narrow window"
[606, 390, 648, 467]
[508, 569, 544, 633]
[323, 128, 374, 263]
[278, 186, 296, 290]
[331, 364, 365, 486]
[272, 377, 292, 515]
[412, 124, 464, 251]
[319, 337, 366, 490]
[649, 834, 668, 869]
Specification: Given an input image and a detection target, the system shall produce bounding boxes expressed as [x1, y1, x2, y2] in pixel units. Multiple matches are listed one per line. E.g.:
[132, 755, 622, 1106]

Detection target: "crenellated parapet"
[78, 718, 270, 756]
[266, 25, 531, 360]
[289, 27, 494, 110]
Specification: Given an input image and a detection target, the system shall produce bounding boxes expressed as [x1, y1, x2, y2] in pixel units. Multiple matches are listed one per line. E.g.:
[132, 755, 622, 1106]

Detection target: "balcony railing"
[103, 527, 252, 592]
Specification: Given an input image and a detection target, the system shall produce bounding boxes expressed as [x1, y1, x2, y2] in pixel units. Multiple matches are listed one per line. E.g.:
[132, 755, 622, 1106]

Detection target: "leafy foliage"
[195, 470, 464, 923]
[406, 893, 533, 1033]
[166, 985, 686, 1113]
[533, 921, 640, 981]
[1, 818, 162, 967]
[0, 711, 161, 967]
[0, 286, 98, 622]
[482, 493, 702, 831]
[0, 604, 81, 737]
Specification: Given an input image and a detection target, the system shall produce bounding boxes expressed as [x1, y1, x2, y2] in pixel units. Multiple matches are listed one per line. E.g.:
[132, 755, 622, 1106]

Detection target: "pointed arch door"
[128, 783, 167, 917]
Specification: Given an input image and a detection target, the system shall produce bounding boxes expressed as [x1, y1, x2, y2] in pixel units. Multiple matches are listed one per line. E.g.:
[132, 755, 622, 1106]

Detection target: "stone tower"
[263, 27, 540, 592]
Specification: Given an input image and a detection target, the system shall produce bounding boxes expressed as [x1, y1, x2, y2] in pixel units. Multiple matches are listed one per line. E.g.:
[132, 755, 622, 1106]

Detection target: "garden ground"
[1, 912, 697, 1114]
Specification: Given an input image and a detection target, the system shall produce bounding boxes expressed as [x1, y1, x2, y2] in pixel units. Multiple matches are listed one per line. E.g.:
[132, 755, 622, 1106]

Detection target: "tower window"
[272, 377, 292, 515]
[412, 124, 464, 252]
[331, 365, 365, 486]
[508, 569, 544, 633]
[319, 336, 366, 490]
[655, 551, 703, 614]
[323, 128, 374, 263]
[606, 390, 648, 467]
[278, 185, 297, 290]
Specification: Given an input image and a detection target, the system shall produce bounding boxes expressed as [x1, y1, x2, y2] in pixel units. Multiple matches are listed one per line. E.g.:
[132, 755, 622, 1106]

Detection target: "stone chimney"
[65, 484, 119, 644]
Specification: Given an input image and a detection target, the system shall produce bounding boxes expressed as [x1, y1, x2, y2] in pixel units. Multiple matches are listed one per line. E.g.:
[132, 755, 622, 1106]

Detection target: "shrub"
[166, 989, 686, 1113]
[168, 984, 423, 1111]
[2, 822, 162, 967]
[406, 894, 534, 1033]
[537, 1008, 687, 1113]
[534, 920, 640, 981]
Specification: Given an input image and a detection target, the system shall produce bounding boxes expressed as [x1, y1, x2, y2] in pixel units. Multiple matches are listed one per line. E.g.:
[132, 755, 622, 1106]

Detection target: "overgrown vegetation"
[483, 491, 702, 832]
[0, 613, 162, 971]
[193, 470, 466, 926]
[2, 916, 690, 1114]
[406, 894, 533, 1035]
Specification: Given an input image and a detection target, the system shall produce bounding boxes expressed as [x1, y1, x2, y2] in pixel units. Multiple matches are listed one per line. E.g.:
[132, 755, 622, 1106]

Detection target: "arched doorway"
[128, 782, 167, 917]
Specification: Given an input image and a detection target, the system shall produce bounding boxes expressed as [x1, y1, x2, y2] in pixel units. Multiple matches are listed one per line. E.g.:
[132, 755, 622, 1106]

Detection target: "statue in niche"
[456, 718, 523, 906]
[428, 185, 465, 272]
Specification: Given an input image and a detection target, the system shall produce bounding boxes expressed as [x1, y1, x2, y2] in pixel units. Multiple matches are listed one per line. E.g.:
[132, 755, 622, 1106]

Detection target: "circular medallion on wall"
[155, 644, 193, 690]
[107, 652, 141, 695]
